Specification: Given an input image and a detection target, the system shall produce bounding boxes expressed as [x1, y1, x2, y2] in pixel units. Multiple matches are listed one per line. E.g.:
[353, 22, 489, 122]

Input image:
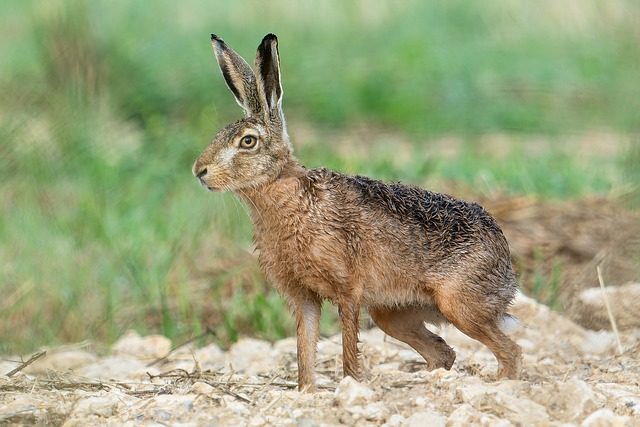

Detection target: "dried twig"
[222, 388, 252, 403]
[4, 351, 46, 377]
[147, 369, 193, 380]
[596, 265, 623, 355]
[203, 379, 301, 389]
[0, 377, 109, 393]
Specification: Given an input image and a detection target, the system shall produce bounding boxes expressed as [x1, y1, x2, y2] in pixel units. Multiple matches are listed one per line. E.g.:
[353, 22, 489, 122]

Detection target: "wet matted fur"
[193, 34, 522, 391]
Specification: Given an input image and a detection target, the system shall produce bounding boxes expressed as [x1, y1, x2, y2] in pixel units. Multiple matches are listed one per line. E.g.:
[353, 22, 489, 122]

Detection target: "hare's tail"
[498, 314, 519, 334]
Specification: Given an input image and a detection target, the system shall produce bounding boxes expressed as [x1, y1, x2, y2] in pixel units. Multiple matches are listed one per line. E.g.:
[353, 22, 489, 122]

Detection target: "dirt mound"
[485, 196, 640, 324]
[1, 293, 639, 426]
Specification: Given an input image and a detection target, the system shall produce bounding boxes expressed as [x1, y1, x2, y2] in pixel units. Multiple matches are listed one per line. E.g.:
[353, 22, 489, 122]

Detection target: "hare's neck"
[236, 158, 306, 226]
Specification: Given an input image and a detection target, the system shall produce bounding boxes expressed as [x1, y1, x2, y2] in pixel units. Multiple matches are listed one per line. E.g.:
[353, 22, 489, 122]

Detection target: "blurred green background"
[1, 0, 639, 353]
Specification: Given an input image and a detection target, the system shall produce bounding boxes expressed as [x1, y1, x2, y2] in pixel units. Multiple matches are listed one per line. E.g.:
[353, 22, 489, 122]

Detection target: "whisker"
[237, 188, 265, 224]
[231, 193, 252, 223]
[225, 185, 248, 221]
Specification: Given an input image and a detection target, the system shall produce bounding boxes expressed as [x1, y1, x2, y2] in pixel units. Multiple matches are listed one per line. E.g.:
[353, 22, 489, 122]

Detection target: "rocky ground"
[1, 292, 639, 426]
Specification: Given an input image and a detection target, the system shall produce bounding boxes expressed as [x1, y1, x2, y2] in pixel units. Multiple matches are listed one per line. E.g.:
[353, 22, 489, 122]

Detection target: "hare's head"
[193, 34, 291, 192]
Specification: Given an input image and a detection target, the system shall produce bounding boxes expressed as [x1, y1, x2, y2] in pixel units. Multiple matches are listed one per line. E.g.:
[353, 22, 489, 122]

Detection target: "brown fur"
[193, 34, 522, 391]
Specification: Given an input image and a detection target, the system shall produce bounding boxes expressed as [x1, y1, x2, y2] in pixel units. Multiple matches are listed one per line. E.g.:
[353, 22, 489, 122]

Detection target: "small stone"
[573, 283, 640, 330]
[154, 410, 172, 421]
[24, 350, 97, 374]
[0, 398, 39, 424]
[554, 379, 598, 421]
[334, 376, 374, 406]
[358, 328, 387, 346]
[223, 395, 250, 416]
[227, 338, 274, 374]
[447, 404, 513, 427]
[350, 402, 388, 421]
[141, 395, 195, 421]
[266, 416, 295, 426]
[272, 337, 296, 354]
[595, 383, 640, 416]
[464, 389, 549, 425]
[249, 415, 266, 426]
[317, 339, 342, 357]
[193, 343, 225, 370]
[112, 330, 171, 360]
[457, 382, 494, 403]
[344, 403, 388, 421]
[78, 356, 148, 381]
[581, 408, 629, 427]
[427, 367, 457, 381]
[190, 381, 215, 395]
[384, 414, 405, 427]
[74, 396, 118, 417]
[580, 330, 616, 355]
[406, 410, 446, 427]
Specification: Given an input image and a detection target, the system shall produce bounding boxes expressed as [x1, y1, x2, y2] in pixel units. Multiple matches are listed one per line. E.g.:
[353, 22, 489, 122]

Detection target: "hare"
[193, 34, 522, 391]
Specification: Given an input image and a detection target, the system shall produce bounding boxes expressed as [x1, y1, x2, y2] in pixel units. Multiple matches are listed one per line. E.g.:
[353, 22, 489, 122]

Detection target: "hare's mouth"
[197, 177, 218, 192]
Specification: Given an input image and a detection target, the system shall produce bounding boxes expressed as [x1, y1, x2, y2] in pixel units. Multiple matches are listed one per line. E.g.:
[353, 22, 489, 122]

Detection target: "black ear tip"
[262, 33, 278, 43]
[211, 33, 222, 42]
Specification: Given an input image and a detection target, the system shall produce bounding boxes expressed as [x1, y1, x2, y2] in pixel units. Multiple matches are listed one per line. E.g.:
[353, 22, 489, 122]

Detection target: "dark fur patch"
[335, 171, 494, 230]
[218, 60, 243, 102]
[256, 34, 282, 109]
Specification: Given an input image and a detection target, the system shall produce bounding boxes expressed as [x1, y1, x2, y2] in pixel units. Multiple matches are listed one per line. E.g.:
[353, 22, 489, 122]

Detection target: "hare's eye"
[239, 135, 257, 149]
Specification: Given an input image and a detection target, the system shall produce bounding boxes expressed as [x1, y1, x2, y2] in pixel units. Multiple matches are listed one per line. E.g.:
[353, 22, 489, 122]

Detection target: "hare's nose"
[193, 159, 208, 178]
[196, 167, 208, 179]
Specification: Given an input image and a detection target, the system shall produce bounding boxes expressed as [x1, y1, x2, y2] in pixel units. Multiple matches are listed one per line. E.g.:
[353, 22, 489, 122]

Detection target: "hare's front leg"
[291, 291, 321, 391]
[338, 300, 361, 380]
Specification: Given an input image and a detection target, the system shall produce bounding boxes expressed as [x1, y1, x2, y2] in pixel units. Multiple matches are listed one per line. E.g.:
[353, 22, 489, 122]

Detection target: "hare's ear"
[211, 34, 261, 116]
[255, 34, 283, 116]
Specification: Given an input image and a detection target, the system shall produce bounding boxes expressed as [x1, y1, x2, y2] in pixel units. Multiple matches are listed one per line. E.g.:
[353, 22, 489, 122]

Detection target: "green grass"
[0, 0, 638, 353]
[526, 249, 563, 310]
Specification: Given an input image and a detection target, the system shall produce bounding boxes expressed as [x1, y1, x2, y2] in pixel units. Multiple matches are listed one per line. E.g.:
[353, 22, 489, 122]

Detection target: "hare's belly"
[257, 231, 438, 305]
[360, 269, 438, 308]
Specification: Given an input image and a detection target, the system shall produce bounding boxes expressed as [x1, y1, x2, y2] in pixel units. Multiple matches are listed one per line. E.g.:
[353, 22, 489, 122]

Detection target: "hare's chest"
[254, 222, 349, 300]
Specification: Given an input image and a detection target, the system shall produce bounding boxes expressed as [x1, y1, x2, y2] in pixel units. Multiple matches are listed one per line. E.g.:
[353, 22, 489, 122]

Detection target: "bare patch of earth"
[1, 293, 639, 426]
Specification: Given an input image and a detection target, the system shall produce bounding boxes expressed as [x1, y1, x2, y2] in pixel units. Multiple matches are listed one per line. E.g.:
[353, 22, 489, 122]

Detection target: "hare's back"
[311, 169, 505, 246]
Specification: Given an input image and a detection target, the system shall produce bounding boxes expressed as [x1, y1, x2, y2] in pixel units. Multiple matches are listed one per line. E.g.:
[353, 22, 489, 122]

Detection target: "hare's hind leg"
[456, 321, 521, 379]
[434, 293, 522, 379]
[369, 306, 456, 370]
